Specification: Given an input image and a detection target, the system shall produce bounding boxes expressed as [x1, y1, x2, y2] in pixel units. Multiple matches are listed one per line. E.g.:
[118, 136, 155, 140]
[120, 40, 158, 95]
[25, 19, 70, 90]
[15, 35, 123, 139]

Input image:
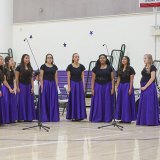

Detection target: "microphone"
[102, 44, 109, 56]
[24, 35, 32, 42]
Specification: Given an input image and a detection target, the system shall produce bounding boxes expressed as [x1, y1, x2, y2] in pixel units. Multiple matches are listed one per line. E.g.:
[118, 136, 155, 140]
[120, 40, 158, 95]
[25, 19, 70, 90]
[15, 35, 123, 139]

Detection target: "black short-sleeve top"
[4, 67, 15, 85]
[92, 65, 113, 84]
[66, 64, 85, 82]
[141, 65, 157, 83]
[118, 66, 136, 83]
[40, 64, 58, 81]
[16, 65, 33, 85]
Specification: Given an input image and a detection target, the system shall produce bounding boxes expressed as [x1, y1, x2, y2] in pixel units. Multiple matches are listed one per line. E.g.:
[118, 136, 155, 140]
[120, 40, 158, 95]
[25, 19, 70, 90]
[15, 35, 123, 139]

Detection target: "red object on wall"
[139, 1, 160, 7]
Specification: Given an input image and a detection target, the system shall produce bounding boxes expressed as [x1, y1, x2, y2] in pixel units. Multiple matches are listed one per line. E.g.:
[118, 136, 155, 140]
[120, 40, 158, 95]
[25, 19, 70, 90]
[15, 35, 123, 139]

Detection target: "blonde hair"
[144, 54, 153, 65]
[144, 54, 153, 73]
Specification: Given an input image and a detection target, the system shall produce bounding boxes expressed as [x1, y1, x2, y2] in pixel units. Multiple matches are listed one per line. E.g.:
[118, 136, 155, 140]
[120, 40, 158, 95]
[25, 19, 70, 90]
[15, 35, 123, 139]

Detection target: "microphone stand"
[103, 44, 112, 62]
[22, 38, 50, 132]
[102, 44, 110, 56]
[98, 47, 123, 131]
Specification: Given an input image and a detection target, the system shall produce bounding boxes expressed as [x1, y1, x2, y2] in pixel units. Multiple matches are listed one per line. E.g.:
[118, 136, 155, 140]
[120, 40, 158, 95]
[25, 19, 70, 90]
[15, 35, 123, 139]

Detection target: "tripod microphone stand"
[22, 37, 50, 132]
[98, 77, 123, 131]
[98, 48, 124, 131]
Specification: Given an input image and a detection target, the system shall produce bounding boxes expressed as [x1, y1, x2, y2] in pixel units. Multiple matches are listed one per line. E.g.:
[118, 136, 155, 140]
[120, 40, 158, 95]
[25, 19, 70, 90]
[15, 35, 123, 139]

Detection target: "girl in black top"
[66, 53, 87, 121]
[115, 56, 136, 123]
[0, 56, 5, 125]
[40, 54, 59, 122]
[137, 54, 159, 126]
[90, 54, 114, 122]
[3, 56, 17, 123]
[15, 54, 36, 121]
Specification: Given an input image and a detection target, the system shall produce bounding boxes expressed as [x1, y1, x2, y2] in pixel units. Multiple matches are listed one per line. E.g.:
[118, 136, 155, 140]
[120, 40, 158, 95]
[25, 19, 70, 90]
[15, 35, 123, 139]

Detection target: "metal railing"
[153, 60, 160, 87]
[0, 48, 13, 58]
[84, 45, 125, 97]
[85, 61, 96, 97]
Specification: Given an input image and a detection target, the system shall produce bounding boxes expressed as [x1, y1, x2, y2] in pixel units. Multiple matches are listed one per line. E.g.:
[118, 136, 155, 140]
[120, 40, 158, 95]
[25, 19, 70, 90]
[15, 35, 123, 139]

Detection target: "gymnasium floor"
[0, 109, 160, 160]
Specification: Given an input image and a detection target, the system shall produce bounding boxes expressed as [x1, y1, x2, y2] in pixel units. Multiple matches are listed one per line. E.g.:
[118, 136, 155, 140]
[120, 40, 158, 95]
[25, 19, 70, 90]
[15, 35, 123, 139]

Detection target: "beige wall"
[13, 0, 153, 23]
[13, 13, 160, 87]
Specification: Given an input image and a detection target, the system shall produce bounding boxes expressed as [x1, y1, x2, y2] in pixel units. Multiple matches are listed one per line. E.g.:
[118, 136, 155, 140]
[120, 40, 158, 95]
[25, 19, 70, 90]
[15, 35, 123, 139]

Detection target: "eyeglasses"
[47, 57, 53, 59]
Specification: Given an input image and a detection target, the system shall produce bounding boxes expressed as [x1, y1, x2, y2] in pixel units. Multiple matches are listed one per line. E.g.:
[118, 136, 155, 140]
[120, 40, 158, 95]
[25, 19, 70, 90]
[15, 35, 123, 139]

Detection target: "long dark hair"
[19, 54, 33, 79]
[45, 54, 54, 65]
[20, 54, 33, 70]
[118, 56, 130, 76]
[95, 54, 110, 68]
[4, 56, 15, 81]
[0, 56, 4, 81]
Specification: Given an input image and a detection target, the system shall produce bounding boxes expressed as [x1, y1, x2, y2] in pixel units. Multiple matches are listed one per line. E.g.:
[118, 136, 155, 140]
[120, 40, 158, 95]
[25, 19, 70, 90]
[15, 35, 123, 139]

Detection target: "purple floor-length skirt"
[17, 83, 36, 121]
[0, 86, 5, 125]
[2, 85, 18, 123]
[116, 83, 136, 122]
[136, 82, 159, 126]
[90, 82, 114, 122]
[66, 80, 87, 120]
[40, 80, 59, 122]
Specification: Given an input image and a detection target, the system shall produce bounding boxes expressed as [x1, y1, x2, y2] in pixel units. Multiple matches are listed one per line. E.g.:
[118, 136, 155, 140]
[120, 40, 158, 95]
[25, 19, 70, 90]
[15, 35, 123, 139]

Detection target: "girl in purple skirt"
[15, 54, 36, 121]
[0, 56, 5, 125]
[3, 56, 18, 123]
[40, 54, 59, 122]
[137, 54, 159, 126]
[116, 56, 136, 123]
[66, 53, 87, 121]
[90, 54, 114, 122]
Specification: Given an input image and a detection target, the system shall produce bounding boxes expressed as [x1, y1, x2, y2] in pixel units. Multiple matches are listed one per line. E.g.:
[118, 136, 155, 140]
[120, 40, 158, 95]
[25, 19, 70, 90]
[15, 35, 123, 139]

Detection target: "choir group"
[0, 53, 159, 126]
